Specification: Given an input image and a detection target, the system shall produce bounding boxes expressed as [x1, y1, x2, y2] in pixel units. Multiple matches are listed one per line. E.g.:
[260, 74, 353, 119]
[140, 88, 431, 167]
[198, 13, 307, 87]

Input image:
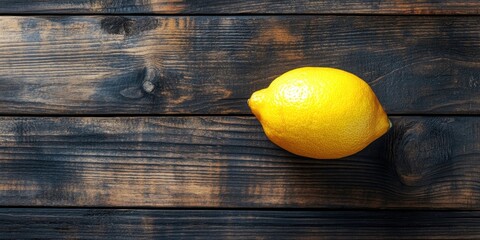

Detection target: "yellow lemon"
[248, 67, 391, 159]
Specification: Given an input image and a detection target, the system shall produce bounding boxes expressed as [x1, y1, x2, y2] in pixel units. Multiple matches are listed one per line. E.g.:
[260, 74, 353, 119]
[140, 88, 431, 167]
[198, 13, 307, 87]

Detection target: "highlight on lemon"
[248, 67, 391, 160]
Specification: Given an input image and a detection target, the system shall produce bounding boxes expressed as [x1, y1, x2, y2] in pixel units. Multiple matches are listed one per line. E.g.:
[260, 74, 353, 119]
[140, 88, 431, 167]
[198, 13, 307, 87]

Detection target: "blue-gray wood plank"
[1, 209, 479, 239]
[0, 16, 478, 114]
[0, 116, 478, 208]
[0, 0, 478, 14]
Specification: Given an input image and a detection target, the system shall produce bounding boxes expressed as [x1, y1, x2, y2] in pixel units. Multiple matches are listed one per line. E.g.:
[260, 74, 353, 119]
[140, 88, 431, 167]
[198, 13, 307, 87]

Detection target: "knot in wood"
[389, 118, 453, 187]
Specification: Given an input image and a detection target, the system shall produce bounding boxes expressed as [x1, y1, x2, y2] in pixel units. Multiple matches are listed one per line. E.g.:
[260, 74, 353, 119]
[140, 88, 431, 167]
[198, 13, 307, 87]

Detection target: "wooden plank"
[0, 16, 478, 115]
[1, 208, 480, 239]
[0, 0, 479, 14]
[0, 116, 478, 208]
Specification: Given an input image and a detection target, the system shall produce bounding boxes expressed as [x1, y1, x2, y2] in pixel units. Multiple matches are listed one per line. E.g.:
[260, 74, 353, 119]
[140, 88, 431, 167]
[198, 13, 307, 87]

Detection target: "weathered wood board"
[0, 0, 479, 14]
[0, 116, 478, 208]
[0, 16, 478, 114]
[1, 209, 479, 239]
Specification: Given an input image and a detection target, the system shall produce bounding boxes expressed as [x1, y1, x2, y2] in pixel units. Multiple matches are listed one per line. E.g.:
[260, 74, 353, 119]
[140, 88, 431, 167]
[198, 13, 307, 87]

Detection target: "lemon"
[248, 67, 391, 159]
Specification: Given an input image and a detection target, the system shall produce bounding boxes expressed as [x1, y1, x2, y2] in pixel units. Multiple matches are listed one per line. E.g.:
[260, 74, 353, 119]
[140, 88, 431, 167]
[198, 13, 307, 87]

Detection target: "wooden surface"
[0, 1, 479, 238]
[0, 16, 478, 115]
[0, 0, 479, 14]
[0, 116, 478, 208]
[1, 209, 479, 239]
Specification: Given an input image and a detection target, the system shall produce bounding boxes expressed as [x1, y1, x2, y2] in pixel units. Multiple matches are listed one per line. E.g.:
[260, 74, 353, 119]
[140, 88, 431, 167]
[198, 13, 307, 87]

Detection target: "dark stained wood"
[0, 16, 478, 115]
[1, 208, 480, 239]
[0, 0, 479, 14]
[1, 1, 477, 237]
[0, 116, 478, 208]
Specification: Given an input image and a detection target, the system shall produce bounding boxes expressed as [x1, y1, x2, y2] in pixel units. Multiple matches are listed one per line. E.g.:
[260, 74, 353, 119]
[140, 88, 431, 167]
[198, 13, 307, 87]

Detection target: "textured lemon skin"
[248, 67, 390, 159]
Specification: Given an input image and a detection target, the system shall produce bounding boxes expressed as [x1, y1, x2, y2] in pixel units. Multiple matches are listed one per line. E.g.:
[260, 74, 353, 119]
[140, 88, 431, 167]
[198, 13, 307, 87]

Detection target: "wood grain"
[0, 16, 480, 114]
[0, 16, 478, 115]
[1, 209, 479, 239]
[0, 116, 478, 208]
[0, 0, 479, 14]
